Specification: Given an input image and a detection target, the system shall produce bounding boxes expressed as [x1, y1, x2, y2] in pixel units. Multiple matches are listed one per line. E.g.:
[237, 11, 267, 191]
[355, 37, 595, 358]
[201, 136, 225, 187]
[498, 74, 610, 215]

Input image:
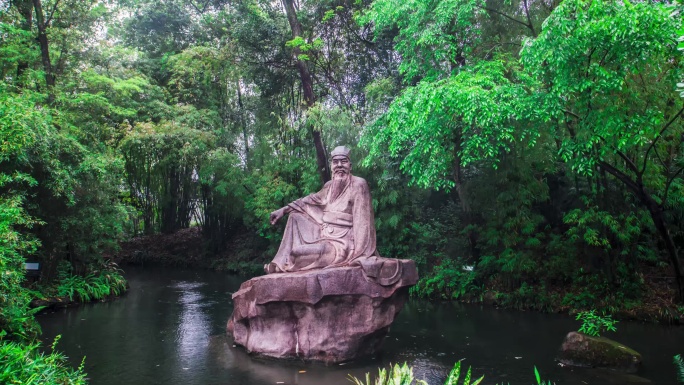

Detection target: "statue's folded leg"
[289, 243, 335, 270]
[266, 213, 333, 273]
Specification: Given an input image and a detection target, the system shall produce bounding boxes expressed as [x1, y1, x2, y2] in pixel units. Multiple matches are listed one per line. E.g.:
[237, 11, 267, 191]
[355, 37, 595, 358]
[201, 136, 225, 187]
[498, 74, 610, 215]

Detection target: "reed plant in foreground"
[348, 362, 557, 385]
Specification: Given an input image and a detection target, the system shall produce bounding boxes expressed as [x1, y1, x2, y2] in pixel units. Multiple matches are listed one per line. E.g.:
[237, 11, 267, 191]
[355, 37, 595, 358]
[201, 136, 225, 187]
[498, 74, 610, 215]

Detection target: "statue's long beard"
[330, 172, 350, 201]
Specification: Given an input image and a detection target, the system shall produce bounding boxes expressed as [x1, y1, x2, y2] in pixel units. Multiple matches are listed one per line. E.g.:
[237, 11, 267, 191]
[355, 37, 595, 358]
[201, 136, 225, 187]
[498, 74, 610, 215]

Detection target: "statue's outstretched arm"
[270, 182, 330, 226]
[270, 206, 293, 225]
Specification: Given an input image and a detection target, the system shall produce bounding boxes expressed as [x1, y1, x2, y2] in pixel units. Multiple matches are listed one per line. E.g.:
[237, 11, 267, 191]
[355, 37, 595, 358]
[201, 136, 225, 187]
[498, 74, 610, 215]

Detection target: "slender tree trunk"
[14, 0, 33, 80]
[237, 83, 250, 166]
[453, 151, 470, 213]
[32, 0, 55, 101]
[643, 193, 684, 301]
[453, 137, 480, 262]
[281, 0, 331, 184]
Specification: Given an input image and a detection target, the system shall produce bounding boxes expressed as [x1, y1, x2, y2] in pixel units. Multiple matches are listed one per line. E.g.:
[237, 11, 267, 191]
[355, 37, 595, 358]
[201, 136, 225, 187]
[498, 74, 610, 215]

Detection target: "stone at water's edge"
[227, 259, 417, 363]
[557, 331, 642, 373]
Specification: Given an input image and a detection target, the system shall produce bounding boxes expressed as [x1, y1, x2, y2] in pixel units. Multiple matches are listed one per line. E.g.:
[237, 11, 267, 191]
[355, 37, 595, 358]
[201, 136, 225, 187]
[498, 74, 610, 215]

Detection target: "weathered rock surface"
[227, 259, 417, 363]
[557, 331, 642, 373]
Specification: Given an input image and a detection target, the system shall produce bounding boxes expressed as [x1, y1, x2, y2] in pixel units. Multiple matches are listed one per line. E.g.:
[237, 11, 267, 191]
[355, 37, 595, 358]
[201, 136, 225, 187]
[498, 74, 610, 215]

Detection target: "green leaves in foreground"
[348, 361, 482, 385]
[0, 335, 87, 385]
[348, 362, 427, 385]
[444, 361, 483, 385]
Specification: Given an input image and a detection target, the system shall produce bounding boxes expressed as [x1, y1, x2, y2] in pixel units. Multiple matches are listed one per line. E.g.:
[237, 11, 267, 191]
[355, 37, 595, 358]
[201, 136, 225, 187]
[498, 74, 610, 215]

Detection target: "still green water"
[38, 266, 684, 385]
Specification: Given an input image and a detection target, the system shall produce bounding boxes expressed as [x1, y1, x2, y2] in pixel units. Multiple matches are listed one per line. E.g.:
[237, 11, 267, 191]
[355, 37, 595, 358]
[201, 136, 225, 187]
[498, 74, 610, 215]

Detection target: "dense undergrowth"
[49, 261, 127, 303]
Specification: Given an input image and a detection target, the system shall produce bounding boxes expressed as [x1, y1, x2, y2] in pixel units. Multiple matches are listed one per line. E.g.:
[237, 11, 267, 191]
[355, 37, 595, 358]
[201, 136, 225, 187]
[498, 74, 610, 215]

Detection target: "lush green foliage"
[0, 89, 43, 340]
[410, 259, 478, 300]
[2, 0, 683, 383]
[0, 334, 87, 385]
[575, 310, 618, 337]
[54, 262, 127, 303]
[1, 3, 133, 382]
[364, 0, 684, 311]
[47, 0, 684, 318]
[2, 3, 684, 378]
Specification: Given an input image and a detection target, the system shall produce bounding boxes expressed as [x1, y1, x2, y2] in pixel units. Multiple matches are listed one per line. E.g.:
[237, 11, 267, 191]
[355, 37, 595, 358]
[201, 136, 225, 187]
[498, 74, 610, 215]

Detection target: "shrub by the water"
[55, 261, 127, 302]
[575, 310, 618, 337]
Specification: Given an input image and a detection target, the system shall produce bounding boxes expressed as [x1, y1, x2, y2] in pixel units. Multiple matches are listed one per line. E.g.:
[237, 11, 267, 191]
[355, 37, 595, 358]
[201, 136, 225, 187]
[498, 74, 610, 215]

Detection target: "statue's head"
[330, 146, 352, 179]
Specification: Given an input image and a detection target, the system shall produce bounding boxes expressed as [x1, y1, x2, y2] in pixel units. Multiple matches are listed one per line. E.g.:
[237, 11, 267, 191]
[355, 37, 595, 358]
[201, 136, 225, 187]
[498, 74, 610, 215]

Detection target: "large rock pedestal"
[227, 259, 417, 363]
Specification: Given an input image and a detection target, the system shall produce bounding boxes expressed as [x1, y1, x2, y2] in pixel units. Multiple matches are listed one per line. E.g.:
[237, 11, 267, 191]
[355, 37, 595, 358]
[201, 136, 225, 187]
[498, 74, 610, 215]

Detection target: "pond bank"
[30, 291, 126, 312]
[114, 229, 684, 325]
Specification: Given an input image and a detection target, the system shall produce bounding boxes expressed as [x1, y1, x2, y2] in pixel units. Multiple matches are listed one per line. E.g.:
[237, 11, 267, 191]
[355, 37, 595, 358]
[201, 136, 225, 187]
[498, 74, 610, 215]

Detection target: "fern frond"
[674, 354, 684, 384]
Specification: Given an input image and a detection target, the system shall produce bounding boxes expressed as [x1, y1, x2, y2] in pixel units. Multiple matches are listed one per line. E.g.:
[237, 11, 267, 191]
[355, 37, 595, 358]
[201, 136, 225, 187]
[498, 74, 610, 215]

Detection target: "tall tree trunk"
[14, 0, 33, 80]
[453, 137, 479, 262]
[32, 0, 55, 101]
[237, 83, 250, 166]
[643, 193, 684, 301]
[281, 0, 331, 184]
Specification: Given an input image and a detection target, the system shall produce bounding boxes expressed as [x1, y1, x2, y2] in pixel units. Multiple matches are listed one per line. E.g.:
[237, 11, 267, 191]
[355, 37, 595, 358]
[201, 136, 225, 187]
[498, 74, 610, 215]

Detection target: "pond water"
[38, 267, 684, 385]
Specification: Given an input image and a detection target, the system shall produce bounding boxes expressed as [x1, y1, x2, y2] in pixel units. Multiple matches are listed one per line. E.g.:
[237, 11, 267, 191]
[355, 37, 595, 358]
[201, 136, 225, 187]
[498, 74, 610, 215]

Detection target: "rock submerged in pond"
[557, 331, 642, 373]
[227, 260, 417, 363]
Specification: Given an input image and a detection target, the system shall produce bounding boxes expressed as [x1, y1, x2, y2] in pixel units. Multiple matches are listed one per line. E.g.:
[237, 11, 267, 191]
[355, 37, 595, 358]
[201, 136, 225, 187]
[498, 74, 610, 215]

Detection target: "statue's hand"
[270, 208, 285, 225]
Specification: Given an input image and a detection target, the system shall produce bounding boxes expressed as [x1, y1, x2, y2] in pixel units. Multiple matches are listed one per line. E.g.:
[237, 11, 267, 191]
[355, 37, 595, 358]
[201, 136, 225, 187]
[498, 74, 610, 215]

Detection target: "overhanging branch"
[641, 105, 684, 175]
[598, 161, 641, 194]
[477, 6, 532, 32]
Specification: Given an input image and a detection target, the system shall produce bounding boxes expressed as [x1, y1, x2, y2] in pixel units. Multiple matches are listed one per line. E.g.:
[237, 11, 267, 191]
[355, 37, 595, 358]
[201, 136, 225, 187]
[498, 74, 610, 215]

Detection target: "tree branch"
[563, 109, 581, 120]
[615, 149, 639, 175]
[653, 146, 667, 171]
[663, 165, 684, 205]
[477, 6, 531, 31]
[599, 161, 640, 194]
[189, 0, 212, 14]
[522, 0, 536, 37]
[641, 105, 684, 175]
[44, 0, 60, 26]
[597, 135, 639, 175]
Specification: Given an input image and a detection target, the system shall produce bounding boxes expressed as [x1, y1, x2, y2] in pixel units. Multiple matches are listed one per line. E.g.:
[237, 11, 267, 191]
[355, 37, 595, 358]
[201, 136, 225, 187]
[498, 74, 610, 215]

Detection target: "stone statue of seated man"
[264, 145, 402, 286]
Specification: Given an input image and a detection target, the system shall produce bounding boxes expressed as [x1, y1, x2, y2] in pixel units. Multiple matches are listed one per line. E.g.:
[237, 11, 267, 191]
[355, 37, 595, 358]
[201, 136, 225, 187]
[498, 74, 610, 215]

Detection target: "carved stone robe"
[267, 175, 402, 286]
